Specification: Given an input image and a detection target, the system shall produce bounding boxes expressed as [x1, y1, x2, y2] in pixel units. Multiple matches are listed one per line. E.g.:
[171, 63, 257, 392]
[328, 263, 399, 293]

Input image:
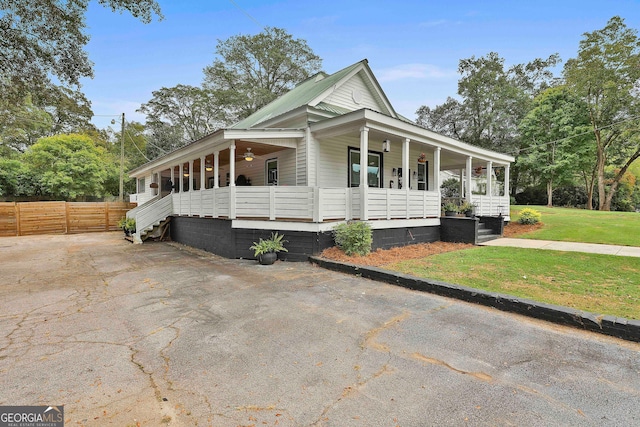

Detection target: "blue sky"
[83, 0, 640, 130]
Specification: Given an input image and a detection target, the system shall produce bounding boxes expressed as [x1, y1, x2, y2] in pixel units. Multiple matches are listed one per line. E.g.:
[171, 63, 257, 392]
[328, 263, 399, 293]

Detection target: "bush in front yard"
[518, 208, 542, 225]
[333, 221, 372, 256]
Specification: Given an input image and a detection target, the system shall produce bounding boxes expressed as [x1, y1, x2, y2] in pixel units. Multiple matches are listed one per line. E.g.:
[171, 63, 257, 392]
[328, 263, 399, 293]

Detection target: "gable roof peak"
[231, 58, 394, 129]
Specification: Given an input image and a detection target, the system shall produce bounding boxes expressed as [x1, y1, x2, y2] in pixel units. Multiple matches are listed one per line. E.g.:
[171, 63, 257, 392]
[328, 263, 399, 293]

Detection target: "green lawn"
[387, 246, 640, 319]
[511, 205, 640, 246]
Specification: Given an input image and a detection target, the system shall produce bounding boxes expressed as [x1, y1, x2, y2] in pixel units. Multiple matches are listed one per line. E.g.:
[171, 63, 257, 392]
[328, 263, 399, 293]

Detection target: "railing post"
[346, 188, 352, 220]
[386, 189, 391, 220]
[212, 188, 218, 218]
[313, 187, 321, 223]
[229, 187, 236, 219]
[269, 186, 276, 220]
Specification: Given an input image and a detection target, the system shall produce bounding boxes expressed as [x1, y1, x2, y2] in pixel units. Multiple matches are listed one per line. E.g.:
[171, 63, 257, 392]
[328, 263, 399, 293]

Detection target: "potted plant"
[249, 232, 288, 265]
[118, 217, 136, 236]
[459, 201, 474, 217]
[442, 202, 459, 217]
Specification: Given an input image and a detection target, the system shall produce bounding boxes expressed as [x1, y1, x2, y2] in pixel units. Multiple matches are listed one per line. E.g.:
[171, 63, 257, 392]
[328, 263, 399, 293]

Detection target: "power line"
[509, 114, 640, 156]
[228, 0, 263, 29]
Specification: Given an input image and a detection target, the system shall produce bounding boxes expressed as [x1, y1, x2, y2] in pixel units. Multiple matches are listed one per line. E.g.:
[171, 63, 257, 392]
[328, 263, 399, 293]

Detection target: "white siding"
[324, 73, 385, 113]
[296, 134, 307, 186]
[135, 173, 156, 205]
[316, 136, 437, 190]
[318, 136, 350, 187]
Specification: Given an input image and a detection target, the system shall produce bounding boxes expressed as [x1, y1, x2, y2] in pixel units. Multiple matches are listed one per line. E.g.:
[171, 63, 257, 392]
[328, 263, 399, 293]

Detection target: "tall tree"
[0, 0, 162, 102]
[202, 27, 322, 121]
[23, 133, 109, 200]
[564, 16, 640, 211]
[0, 94, 52, 154]
[138, 85, 226, 144]
[416, 52, 560, 195]
[518, 86, 593, 207]
[144, 122, 185, 161]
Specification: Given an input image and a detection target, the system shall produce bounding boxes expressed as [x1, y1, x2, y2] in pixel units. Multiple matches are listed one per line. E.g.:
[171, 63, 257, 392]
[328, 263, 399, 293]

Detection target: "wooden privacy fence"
[0, 201, 135, 237]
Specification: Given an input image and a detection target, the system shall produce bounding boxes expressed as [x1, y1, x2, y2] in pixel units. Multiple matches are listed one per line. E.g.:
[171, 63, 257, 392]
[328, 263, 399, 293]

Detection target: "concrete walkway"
[480, 237, 640, 257]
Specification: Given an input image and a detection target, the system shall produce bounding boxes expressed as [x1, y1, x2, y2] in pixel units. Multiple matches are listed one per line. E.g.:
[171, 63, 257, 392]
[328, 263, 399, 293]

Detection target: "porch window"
[137, 177, 145, 193]
[348, 148, 383, 188]
[417, 161, 428, 191]
[266, 158, 278, 185]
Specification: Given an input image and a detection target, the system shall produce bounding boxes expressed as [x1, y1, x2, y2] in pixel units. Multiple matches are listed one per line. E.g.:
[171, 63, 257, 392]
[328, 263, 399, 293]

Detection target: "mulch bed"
[318, 221, 543, 267]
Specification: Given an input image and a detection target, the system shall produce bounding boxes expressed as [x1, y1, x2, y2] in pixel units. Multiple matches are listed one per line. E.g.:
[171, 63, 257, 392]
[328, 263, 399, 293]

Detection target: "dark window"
[348, 148, 383, 188]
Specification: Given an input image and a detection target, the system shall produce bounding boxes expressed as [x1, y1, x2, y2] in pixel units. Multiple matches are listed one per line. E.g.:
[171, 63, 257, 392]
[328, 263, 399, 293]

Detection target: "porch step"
[476, 220, 502, 243]
[141, 217, 172, 241]
[477, 233, 501, 243]
[477, 227, 495, 236]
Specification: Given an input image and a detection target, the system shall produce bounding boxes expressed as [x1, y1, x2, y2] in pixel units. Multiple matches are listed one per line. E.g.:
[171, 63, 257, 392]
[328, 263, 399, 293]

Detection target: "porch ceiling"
[166, 140, 290, 172]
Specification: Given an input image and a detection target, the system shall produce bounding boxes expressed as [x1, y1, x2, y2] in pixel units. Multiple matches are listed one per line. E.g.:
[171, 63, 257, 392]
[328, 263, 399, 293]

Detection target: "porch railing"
[162, 186, 441, 222]
[128, 187, 503, 237]
[470, 195, 510, 217]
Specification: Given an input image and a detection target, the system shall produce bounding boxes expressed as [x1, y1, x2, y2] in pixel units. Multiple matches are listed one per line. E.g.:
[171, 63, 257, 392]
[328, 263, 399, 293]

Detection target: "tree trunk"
[546, 179, 553, 207]
[596, 144, 607, 211]
[582, 170, 594, 210]
[602, 148, 640, 211]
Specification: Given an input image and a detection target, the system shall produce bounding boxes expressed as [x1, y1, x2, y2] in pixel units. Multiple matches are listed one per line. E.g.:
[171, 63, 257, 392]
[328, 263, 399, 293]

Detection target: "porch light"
[183, 172, 189, 177]
[205, 162, 213, 171]
[382, 139, 390, 152]
[244, 148, 254, 162]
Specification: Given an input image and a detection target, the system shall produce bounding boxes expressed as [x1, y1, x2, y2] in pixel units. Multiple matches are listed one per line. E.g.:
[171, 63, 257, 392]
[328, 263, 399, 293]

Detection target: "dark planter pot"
[444, 211, 457, 217]
[258, 252, 277, 265]
[464, 211, 474, 218]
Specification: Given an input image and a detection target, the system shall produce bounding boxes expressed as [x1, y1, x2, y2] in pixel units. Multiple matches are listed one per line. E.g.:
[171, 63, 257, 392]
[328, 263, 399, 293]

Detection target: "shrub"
[442, 201, 459, 213]
[250, 232, 288, 256]
[518, 208, 542, 225]
[333, 221, 372, 256]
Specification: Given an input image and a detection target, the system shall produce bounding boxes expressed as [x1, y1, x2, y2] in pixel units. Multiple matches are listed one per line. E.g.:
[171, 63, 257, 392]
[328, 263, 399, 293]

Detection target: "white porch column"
[504, 164, 510, 197]
[359, 127, 369, 188]
[170, 166, 175, 193]
[200, 156, 205, 190]
[486, 161, 493, 196]
[403, 138, 410, 218]
[465, 156, 473, 203]
[229, 143, 236, 219]
[433, 147, 441, 191]
[178, 163, 184, 193]
[402, 138, 410, 190]
[229, 144, 236, 187]
[459, 169, 464, 199]
[213, 151, 220, 188]
[359, 127, 369, 220]
[189, 159, 194, 191]
[434, 147, 441, 216]
[213, 151, 219, 218]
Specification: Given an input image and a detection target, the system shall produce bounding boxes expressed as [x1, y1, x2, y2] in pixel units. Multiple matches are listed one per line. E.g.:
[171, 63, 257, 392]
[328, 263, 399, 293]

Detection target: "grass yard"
[386, 246, 640, 319]
[511, 205, 640, 246]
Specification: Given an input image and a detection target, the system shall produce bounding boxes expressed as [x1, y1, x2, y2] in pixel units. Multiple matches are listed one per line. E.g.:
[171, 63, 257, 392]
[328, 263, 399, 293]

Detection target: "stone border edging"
[308, 256, 640, 343]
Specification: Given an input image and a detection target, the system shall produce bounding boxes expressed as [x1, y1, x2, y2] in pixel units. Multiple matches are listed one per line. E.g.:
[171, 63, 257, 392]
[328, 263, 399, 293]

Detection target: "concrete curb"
[309, 256, 640, 343]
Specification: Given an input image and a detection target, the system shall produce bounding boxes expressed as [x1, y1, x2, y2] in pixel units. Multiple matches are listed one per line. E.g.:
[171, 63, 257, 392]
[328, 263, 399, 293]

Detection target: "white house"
[127, 60, 514, 260]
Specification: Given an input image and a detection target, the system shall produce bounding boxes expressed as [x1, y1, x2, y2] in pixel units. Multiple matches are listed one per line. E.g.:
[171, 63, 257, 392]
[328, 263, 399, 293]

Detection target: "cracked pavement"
[0, 232, 639, 426]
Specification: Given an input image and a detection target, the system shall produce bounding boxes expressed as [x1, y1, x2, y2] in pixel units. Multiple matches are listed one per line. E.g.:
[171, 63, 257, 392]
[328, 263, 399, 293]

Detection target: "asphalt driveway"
[0, 232, 639, 426]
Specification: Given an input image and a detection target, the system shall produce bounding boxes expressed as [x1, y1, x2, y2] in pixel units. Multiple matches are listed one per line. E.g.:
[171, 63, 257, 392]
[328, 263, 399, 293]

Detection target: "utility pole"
[119, 113, 125, 202]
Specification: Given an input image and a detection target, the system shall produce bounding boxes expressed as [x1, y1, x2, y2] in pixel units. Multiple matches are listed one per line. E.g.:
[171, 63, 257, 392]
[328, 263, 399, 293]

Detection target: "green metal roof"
[231, 60, 368, 130]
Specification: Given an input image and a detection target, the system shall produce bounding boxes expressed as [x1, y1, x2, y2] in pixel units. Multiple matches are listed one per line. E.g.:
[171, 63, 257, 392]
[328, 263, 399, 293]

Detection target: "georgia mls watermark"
[0, 406, 64, 427]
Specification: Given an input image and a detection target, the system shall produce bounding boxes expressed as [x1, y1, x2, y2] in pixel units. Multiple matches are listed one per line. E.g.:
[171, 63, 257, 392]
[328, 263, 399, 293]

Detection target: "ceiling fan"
[237, 147, 254, 161]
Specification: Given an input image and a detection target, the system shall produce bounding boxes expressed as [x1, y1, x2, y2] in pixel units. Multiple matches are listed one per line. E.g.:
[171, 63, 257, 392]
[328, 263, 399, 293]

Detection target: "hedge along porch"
[127, 60, 514, 260]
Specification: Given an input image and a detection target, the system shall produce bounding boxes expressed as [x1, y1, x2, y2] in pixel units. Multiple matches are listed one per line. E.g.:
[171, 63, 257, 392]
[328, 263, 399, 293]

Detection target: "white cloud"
[376, 63, 457, 82]
[419, 19, 448, 28]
